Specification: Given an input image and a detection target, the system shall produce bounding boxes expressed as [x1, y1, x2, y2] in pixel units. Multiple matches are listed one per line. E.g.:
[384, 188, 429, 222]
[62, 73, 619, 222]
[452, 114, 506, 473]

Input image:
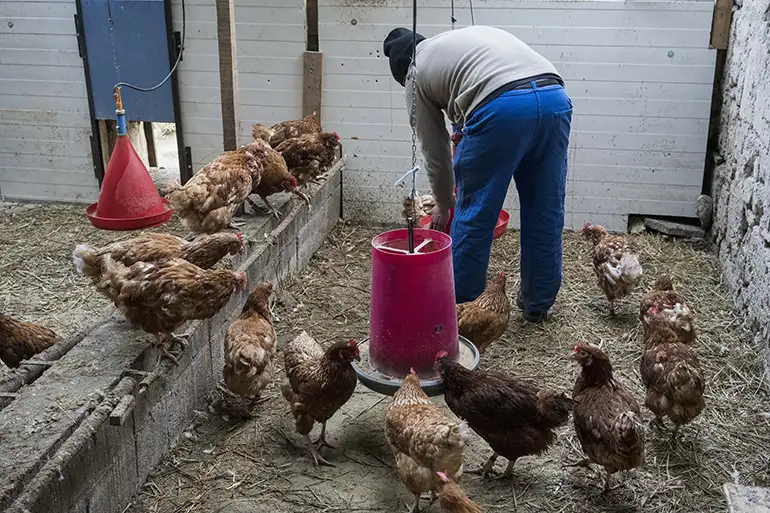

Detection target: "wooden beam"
[216, 0, 240, 151]
[143, 122, 158, 168]
[303, 51, 323, 121]
[306, 0, 319, 52]
[710, 0, 733, 50]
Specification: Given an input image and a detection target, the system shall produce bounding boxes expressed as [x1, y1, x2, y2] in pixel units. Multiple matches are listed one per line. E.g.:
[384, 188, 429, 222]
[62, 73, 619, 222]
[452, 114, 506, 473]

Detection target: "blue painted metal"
[80, 0, 175, 122]
[116, 109, 127, 135]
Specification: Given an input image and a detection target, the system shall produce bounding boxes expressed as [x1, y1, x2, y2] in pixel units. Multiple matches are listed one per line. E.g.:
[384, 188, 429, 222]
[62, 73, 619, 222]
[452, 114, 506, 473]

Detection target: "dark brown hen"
[640, 315, 705, 435]
[571, 343, 645, 493]
[280, 332, 359, 467]
[435, 352, 573, 479]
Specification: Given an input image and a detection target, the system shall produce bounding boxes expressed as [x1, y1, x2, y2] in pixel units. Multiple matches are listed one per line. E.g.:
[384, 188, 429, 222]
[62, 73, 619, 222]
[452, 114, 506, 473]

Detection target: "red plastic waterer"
[86, 87, 172, 231]
[369, 228, 460, 377]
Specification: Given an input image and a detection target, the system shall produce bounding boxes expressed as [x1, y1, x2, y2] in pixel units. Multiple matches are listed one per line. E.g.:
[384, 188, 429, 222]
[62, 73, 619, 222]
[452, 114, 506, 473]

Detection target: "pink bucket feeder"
[352, 227, 480, 397]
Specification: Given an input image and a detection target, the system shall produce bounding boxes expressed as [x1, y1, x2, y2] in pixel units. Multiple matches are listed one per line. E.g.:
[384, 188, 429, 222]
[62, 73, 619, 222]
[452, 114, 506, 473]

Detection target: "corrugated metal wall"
[319, 0, 717, 231]
[0, 0, 99, 203]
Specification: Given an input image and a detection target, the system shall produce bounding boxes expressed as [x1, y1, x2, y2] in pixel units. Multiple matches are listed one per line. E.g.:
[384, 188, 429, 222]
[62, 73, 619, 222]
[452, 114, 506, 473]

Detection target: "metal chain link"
[408, 64, 418, 172]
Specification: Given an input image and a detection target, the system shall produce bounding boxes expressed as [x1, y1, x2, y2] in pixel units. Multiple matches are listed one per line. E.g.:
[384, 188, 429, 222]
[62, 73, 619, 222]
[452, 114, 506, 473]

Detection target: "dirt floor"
[104, 221, 770, 513]
[0, 202, 187, 378]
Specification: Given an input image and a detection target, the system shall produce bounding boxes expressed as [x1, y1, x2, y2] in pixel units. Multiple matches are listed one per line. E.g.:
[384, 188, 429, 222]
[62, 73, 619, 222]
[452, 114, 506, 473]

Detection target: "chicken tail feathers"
[72, 244, 104, 279]
[619, 253, 643, 283]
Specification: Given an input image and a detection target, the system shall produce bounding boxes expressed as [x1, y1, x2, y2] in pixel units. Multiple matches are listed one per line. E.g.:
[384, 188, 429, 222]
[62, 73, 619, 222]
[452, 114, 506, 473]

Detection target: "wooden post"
[143, 122, 158, 168]
[303, 52, 323, 121]
[303, 0, 322, 121]
[216, 0, 240, 151]
[710, 0, 733, 50]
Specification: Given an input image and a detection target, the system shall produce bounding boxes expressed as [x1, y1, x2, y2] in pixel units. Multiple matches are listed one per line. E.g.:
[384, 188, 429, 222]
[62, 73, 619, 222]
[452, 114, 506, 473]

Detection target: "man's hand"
[430, 205, 451, 231]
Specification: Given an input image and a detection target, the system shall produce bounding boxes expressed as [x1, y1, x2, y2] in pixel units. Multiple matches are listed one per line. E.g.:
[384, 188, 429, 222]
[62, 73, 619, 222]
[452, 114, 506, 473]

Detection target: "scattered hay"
[127, 221, 769, 513]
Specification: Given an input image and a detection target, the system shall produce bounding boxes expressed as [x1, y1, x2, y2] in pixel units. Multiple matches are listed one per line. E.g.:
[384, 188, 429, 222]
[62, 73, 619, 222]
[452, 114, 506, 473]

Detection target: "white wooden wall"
[170, 0, 223, 171]
[319, 0, 717, 231]
[170, 0, 305, 170]
[234, 0, 304, 143]
[0, 0, 99, 202]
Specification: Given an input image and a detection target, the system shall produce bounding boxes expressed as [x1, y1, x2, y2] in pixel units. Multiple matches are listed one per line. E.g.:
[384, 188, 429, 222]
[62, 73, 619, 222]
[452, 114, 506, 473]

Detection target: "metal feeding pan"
[352, 336, 480, 397]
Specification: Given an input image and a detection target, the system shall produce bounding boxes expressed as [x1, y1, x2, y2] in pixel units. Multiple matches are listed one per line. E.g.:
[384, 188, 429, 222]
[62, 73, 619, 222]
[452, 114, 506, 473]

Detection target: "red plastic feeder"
[86, 88, 172, 231]
[368, 228, 460, 377]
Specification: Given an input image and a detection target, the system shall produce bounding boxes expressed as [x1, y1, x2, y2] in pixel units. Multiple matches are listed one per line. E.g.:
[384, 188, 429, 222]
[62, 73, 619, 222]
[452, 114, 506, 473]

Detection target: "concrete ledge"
[0, 159, 344, 513]
[724, 484, 770, 513]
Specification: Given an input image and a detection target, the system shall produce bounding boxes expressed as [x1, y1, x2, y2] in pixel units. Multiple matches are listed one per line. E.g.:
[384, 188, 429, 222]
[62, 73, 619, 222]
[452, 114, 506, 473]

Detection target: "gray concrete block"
[724, 484, 770, 513]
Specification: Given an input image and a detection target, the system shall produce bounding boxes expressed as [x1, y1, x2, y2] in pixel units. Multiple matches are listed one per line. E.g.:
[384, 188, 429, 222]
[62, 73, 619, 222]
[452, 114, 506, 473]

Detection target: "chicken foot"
[152, 333, 179, 366]
[566, 457, 593, 468]
[303, 434, 335, 467]
[467, 452, 499, 479]
[291, 189, 312, 207]
[228, 218, 245, 229]
[247, 196, 282, 220]
[312, 421, 335, 449]
[499, 458, 518, 479]
[406, 493, 422, 513]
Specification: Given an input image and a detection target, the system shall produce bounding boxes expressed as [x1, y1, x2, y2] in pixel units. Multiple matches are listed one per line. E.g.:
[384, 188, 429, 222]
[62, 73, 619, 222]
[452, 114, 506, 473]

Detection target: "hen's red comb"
[410, 367, 416, 375]
[348, 339, 358, 348]
[436, 471, 449, 482]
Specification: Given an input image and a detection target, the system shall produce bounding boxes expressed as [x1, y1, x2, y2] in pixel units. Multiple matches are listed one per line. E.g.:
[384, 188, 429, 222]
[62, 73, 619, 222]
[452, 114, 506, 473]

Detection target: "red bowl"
[419, 208, 509, 239]
[86, 199, 173, 231]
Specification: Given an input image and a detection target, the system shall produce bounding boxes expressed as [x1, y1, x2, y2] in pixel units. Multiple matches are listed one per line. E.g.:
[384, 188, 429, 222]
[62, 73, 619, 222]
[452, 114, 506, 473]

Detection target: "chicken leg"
[406, 493, 421, 513]
[313, 421, 335, 449]
[499, 458, 517, 479]
[303, 434, 335, 467]
[467, 452, 499, 479]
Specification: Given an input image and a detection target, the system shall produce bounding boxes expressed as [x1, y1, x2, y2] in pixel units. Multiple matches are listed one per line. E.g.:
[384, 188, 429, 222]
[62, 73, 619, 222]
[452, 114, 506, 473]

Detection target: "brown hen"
[0, 314, 59, 368]
[262, 111, 321, 148]
[571, 343, 645, 493]
[88, 254, 246, 364]
[582, 223, 643, 315]
[385, 369, 468, 513]
[166, 149, 261, 234]
[436, 352, 573, 480]
[456, 271, 510, 354]
[73, 232, 243, 277]
[240, 139, 300, 219]
[223, 282, 276, 404]
[435, 472, 482, 513]
[639, 273, 695, 345]
[276, 131, 341, 192]
[640, 314, 705, 436]
[280, 332, 359, 466]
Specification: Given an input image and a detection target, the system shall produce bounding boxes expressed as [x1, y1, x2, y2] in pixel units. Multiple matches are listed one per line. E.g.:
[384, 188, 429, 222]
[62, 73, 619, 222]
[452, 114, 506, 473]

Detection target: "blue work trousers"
[451, 83, 572, 314]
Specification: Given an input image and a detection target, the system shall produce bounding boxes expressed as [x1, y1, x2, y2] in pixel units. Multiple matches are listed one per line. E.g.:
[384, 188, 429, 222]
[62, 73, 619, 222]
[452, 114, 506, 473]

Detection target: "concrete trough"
[0, 159, 345, 513]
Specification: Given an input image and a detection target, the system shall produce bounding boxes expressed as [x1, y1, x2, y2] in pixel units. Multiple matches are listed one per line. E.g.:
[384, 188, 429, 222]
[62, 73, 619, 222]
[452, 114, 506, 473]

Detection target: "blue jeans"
[451, 83, 572, 314]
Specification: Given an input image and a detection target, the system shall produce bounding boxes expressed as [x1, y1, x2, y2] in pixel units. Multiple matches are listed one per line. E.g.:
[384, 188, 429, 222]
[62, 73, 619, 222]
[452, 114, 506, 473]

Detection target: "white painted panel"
[322, 0, 715, 229]
[0, 1, 98, 202]
[235, 0, 304, 146]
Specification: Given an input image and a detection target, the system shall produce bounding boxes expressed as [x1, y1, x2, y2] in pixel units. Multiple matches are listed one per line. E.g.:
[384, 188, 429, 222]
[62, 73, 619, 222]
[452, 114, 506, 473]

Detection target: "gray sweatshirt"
[405, 25, 560, 209]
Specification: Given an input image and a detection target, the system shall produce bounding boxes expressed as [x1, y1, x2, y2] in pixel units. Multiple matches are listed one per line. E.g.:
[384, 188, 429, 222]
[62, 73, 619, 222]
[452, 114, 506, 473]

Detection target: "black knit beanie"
[383, 27, 426, 87]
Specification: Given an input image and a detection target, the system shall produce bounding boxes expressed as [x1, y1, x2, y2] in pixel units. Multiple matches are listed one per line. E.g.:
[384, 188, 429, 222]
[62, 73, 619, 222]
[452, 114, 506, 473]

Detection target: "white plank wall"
[234, 0, 304, 144]
[170, 0, 305, 168]
[170, 0, 225, 170]
[318, 0, 717, 231]
[0, 0, 99, 203]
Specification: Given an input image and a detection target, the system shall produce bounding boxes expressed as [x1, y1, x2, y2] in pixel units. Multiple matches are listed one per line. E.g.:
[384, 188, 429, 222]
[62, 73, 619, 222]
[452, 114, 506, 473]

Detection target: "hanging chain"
[450, 0, 457, 28]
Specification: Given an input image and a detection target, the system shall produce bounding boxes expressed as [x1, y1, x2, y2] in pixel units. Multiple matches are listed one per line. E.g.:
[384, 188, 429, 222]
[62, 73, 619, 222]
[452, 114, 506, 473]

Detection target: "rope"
[110, 0, 187, 94]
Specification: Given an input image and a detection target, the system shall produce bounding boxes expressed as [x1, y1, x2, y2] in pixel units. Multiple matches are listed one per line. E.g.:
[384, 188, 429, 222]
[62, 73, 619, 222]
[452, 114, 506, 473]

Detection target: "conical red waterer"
[86, 87, 172, 230]
[369, 228, 459, 377]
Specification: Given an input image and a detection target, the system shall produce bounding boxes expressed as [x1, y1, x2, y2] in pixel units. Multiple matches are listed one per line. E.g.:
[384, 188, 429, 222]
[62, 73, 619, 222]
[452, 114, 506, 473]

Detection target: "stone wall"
[712, 0, 770, 373]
